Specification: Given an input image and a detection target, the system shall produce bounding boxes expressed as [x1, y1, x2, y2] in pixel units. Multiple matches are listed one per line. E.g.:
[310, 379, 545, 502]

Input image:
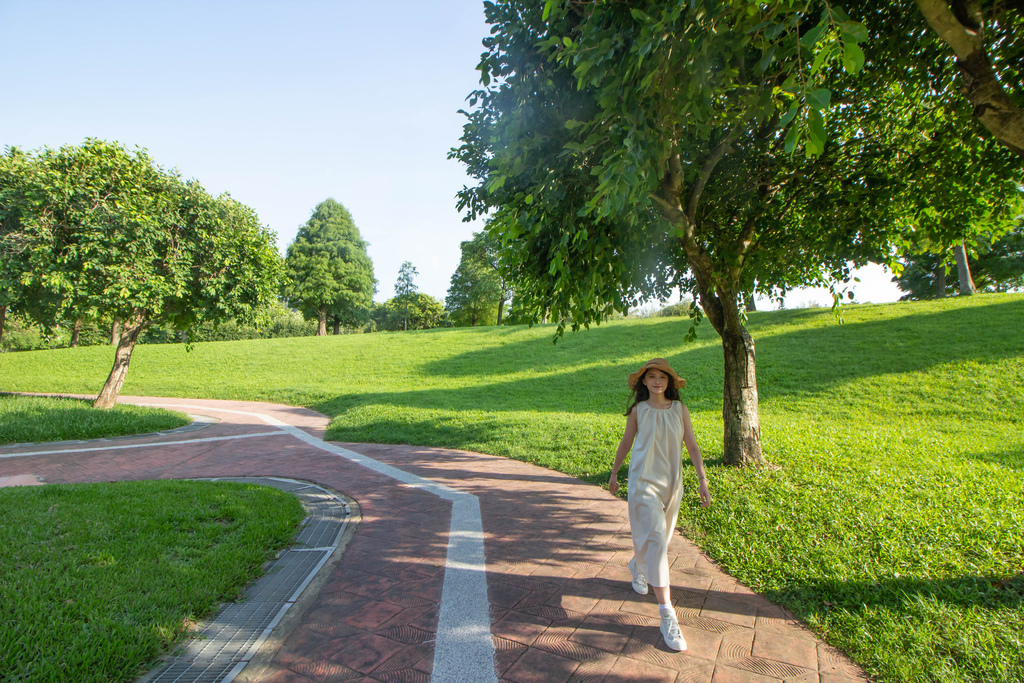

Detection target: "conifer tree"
[284, 199, 376, 335]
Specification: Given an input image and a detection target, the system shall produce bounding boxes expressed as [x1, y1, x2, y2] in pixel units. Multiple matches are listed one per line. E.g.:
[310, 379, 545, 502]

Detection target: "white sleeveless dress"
[627, 400, 684, 588]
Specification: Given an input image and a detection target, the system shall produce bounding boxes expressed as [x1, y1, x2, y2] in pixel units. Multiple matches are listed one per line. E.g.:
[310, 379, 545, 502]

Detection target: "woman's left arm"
[681, 405, 711, 507]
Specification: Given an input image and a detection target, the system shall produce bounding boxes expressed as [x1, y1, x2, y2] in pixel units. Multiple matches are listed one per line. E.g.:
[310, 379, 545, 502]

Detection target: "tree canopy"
[913, 0, 1024, 158]
[855, 1, 1024, 294]
[0, 139, 284, 407]
[373, 293, 447, 331]
[283, 199, 376, 336]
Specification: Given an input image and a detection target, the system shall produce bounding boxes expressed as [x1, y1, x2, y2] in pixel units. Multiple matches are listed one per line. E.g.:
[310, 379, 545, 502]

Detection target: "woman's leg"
[651, 584, 671, 606]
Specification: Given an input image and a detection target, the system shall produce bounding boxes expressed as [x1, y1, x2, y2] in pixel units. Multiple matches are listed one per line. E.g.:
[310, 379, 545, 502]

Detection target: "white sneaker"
[628, 557, 648, 595]
[660, 611, 687, 651]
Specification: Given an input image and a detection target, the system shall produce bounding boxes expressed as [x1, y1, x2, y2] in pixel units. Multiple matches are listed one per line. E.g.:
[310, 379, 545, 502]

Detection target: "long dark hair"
[624, 369, 681, 415]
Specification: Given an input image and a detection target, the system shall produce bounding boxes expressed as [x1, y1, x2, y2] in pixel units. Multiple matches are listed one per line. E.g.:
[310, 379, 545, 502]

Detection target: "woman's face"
[643, 368, 670, 396]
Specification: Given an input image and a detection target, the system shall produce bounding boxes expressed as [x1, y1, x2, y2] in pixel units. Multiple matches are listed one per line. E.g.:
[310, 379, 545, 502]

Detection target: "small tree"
[394, 261, 419, 331]
[283, 199, 376, 335]
[446, 232, 509, 326]
[373, 293, 447, 331]
[0, 140, 284, 408]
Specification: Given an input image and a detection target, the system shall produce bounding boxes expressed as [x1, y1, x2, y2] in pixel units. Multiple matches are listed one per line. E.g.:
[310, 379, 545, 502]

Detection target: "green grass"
[0, 479, 305, 683]
[0, 395, 191, 445]
[1, 293, 1022, 681]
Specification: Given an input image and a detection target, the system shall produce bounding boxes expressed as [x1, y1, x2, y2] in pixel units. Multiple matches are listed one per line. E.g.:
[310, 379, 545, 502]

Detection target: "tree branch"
[688, 135, 733, 221]
[915, 0, 1024, 157]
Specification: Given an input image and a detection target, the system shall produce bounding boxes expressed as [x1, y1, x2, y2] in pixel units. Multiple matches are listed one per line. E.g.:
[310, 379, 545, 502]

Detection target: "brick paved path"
[0, 397, 869, 683]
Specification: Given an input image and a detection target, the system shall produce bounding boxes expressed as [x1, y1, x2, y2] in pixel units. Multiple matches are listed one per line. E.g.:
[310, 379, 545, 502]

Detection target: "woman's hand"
[608, 473, 619, 495]
[698, 480, 711, 507]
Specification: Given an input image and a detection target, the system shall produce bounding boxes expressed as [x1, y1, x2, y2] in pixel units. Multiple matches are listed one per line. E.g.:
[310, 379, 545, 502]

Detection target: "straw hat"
[628, 358, 686, 390]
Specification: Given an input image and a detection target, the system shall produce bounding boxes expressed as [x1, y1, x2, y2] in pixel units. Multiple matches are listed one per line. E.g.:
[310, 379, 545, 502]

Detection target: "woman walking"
[609, 358, 711, 651]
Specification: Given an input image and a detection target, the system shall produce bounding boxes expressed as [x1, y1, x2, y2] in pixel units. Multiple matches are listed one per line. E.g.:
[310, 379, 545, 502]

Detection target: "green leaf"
[838, 21, 869, 43]
[810, 42, 833, 75]
[806, 88, 831, 111]
[800, 23, 827, 48]
[562, 36, 573, 48]
[524, 194, 534, 205]
[807, 109, 827, 156]
[784, 123, 800, 155]
[487, 176, 506, 194]
[756, 46, 777, 74]
[779, 101, 800, 127]
[542, 0, 554, 21]
[630, 8, 650, 23]
[842, 42, 865, 74]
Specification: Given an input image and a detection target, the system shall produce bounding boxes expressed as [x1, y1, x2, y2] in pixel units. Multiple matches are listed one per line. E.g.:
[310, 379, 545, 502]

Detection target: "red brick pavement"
[0, 396, 870, 683]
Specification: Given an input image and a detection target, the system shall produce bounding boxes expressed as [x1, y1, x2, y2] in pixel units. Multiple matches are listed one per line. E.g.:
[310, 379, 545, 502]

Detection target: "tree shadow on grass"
[312, 298, 1024, 421]
[966, 446, 1024, 471]
[414, 296, 1023, 404]
[313, 348, 724, 418]
[767, 571, 1024, 625]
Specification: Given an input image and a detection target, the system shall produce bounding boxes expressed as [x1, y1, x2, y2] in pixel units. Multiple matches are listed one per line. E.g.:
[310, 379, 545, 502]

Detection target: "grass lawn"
[0, 479, 305, 683]
[0, 394, 190, 445]
[1, 293, 1022, 681]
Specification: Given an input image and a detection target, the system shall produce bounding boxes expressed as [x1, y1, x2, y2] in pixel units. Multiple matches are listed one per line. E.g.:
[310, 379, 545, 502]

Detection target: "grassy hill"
[2, 293, 1022, 682]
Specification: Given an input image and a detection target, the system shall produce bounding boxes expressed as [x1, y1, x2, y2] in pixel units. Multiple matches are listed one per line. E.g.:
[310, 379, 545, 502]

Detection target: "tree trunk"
[317, 305, 327, 336]
[0, 305, 6, 345]
[332, 319, 341, 335]
[695, 280, 768, 468]
[94, 316, 147, 409]
[744, 293, 757, 312]
[70, 318, 82, 347]
[404, 306, 409, 331]
[953, 241, 977, 295]
[935, 261, 947, 297]
[497, 297, 506, 325]
[915, 0, 1024, 158]
[720, 324, 766, 466]
[111, 320, 121, 346]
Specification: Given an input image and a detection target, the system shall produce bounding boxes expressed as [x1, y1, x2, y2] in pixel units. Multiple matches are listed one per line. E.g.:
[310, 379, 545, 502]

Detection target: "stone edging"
[137, 477, 360, 683]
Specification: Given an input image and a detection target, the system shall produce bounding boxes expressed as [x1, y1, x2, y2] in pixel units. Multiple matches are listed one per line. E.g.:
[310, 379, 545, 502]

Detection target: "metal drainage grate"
[142, 477, 350, 683]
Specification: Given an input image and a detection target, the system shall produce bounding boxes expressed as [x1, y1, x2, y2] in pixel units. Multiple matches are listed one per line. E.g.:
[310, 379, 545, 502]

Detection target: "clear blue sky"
[0, 0, 901, 307]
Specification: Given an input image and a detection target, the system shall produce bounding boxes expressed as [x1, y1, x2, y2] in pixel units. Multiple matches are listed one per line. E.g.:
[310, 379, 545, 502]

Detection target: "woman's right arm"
[609, 408, 638, 495]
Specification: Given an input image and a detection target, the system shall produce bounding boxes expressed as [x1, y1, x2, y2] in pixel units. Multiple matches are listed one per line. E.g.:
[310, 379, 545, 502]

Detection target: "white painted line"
[146, 403, 499, 683]
[0, 431, 286, 459]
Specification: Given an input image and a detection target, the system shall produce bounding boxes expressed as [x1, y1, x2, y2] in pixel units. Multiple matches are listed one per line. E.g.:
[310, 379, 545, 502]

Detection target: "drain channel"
[140, 477, 350, 683]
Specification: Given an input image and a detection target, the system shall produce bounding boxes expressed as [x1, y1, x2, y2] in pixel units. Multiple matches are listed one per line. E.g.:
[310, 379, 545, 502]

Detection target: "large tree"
[0, 140, 284, 408]
[452, 0, 905, 466]
[283, 199, 376, 336]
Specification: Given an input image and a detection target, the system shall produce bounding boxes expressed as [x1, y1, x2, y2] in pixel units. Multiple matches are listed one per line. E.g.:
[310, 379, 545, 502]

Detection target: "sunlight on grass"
[0, 480, 305, 683]
[0, 395, 190, 445]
